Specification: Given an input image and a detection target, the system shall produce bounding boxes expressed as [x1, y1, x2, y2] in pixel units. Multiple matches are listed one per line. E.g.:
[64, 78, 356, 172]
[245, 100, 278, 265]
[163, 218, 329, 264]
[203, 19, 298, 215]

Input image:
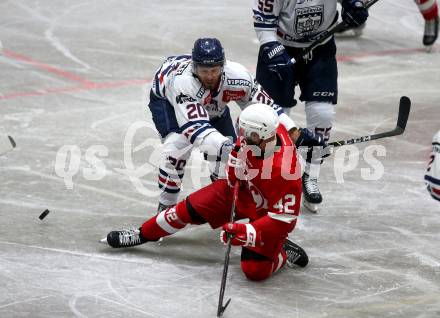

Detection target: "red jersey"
[237, 125, 302, 224]
[184, 125, 302, 258]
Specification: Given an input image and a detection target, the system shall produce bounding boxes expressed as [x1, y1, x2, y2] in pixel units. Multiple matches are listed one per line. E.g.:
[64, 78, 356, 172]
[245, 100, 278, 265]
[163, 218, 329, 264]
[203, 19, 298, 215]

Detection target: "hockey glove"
[220, 222, 261, 247]
[295, 128, 331, 159]
[219, 140, 233, 162]
[260, 41, 293, 81]
[204, 140, 233, 163]
[341, 0, 369, 27]
[226, 138, 246, 187]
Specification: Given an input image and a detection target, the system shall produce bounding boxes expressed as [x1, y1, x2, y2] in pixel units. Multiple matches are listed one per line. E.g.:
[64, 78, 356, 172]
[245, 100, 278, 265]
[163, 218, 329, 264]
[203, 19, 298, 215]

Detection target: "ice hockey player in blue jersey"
[148, 37, 327, 213]
[253, 0, 368, 212]
[425, 130, 440, 202]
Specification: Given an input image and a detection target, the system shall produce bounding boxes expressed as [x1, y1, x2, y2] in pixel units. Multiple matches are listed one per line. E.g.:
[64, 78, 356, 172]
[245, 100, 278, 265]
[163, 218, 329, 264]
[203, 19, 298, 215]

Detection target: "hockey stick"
[0, 135, 16, 156]
[329, 96, 411, 147]
[217, 181, 239, 317]
[293, 0, 380, 63]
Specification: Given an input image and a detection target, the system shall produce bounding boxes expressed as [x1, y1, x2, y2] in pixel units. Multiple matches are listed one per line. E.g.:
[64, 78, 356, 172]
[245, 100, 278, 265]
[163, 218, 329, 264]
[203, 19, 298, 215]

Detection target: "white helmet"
[239, 103, 279, 141]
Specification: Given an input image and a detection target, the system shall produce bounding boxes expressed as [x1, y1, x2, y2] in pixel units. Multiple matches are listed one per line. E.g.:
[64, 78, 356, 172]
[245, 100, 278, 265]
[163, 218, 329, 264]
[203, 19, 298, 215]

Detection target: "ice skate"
[302, 172, 322, 213]
[100, 228, 146, 248]
[423, 17, 439, 52]
[283, 238, 309, 268]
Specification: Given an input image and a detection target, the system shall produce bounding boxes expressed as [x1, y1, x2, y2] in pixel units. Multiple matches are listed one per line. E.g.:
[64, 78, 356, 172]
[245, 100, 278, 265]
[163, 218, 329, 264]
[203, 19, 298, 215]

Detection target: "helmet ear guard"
[239, 104, 279, 141]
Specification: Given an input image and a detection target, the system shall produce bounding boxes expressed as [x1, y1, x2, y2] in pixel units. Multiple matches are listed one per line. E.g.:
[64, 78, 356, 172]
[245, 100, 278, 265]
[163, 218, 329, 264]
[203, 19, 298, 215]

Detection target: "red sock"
[140, 200, 190, 241]
[416, 0, 439, 20]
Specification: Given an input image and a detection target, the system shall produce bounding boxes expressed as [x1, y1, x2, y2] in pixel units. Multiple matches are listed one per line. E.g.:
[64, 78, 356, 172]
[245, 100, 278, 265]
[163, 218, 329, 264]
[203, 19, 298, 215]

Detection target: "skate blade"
[99, 237, 108, 244]
[425, 45, 434, 53]
[286, 258, 300, 268]
[302, 198, 319, 213]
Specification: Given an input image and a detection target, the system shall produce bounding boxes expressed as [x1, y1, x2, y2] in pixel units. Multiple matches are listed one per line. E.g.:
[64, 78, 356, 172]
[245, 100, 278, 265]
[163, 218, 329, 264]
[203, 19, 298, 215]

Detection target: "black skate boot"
[302, 172, 322, 213]
[100, 228, 146, 248]
[283, 238, 309, 268]
[423, 16, 439, 50]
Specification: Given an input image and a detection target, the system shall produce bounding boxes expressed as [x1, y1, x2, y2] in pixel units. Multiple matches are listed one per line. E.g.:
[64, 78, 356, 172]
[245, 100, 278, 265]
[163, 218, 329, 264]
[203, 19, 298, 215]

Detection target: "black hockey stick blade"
[217, 298, 231, 317]
[396, 96, 411, 133]
[0, 135, 16, 156]
[329, 96, 411, 147]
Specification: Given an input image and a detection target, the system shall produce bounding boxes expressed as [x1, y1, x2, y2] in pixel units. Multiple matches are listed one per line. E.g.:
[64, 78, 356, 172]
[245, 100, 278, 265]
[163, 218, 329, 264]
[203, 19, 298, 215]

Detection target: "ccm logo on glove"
[220, 223, 261, 247]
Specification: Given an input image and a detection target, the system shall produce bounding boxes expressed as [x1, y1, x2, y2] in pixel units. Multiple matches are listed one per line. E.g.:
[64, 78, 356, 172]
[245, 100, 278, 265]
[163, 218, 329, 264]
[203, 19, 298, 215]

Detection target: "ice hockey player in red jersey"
[415, 0, 439, 48]
[100, 104, 326, 281]
[337, 0, 439, 49]
[425, 130, 440, 201]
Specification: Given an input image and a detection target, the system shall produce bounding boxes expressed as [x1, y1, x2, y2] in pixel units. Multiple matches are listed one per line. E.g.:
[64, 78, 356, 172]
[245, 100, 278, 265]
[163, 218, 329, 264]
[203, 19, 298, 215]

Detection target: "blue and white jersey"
[425, 130, 440, 202]
[150, 56, 295, 149]
[151, 55, 192, 100]
[253, 0, 338, 48]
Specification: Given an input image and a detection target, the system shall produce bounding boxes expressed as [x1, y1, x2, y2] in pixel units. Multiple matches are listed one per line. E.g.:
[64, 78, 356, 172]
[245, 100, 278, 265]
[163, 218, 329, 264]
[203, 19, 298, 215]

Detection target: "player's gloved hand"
[220, 222, 261, 247]
[341, 0, 369, 27]
[295, 128, 331, 158]
[260, 41, 293, 81]
[226, 138, 246, 187]
[218, 140, 233, 162]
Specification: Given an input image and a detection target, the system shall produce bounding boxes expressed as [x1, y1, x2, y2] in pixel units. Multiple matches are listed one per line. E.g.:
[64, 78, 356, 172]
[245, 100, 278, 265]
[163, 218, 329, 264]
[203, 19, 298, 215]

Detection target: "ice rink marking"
[0, 241, 154, 265]
[1, 46, 437, 101]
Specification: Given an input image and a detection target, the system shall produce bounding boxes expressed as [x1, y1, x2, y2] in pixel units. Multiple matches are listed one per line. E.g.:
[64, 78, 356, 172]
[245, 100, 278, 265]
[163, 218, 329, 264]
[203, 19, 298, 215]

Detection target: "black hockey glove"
[260, 41, 293, 81]
[341, 0, 369, 27]
[295, 128, 331, 159]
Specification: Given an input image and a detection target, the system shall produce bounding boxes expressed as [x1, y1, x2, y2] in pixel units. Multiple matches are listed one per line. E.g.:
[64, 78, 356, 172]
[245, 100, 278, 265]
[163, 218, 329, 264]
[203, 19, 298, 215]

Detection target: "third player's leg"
[297, 39, 338, 212]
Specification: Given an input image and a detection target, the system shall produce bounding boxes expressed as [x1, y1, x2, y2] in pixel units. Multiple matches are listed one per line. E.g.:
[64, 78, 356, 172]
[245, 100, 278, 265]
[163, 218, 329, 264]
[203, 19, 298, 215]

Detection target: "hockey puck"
[39, 209, 50, 220]
[8, 136, 16, 148]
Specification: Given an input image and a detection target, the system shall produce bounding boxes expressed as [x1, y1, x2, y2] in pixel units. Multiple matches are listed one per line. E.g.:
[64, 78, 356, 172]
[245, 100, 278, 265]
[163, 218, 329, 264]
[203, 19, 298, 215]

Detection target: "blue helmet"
[192, 38, 225, 68]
